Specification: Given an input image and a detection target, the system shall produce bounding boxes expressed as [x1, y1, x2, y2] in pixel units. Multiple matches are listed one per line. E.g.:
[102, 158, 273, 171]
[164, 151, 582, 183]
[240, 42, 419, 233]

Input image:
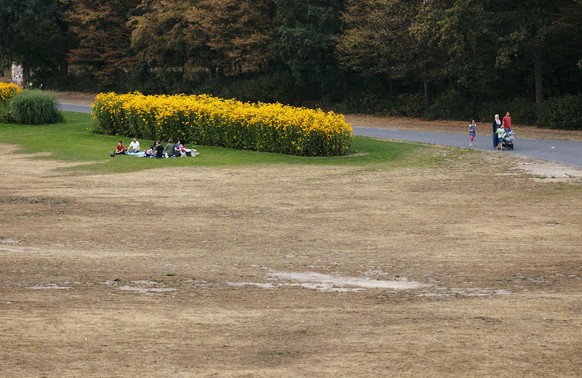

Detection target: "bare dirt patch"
[1, 143, 581, 376]
[513, 160, 582, 181]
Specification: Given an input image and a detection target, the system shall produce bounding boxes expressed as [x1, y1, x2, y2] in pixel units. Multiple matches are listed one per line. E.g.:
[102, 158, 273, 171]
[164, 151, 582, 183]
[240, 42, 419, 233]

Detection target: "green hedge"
[537, 94, 582, 130]
[423, 91, 582, 130]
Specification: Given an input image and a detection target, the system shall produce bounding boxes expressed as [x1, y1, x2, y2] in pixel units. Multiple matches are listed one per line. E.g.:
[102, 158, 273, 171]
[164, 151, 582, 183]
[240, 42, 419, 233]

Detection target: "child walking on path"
[496, 124, 506, 150]
[469, 120, 477, 147]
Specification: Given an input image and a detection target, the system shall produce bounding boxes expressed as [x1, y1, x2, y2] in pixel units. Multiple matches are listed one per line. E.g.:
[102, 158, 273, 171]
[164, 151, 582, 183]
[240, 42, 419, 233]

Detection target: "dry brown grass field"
[1, 94, 581, 376]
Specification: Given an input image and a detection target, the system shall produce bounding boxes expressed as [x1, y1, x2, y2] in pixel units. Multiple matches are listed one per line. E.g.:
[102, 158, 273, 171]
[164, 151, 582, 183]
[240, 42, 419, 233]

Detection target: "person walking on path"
[469, 120, 477, 147]
[496, 124, 506, 150]
[492, 114, 502, 148]
[503, 111, 512, 132]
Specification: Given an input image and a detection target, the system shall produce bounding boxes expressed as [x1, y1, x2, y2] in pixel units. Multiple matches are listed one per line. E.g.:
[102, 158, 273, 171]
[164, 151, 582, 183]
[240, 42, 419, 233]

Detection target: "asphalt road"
[61, 103, 582, 168]
[354, 127, 582, 168]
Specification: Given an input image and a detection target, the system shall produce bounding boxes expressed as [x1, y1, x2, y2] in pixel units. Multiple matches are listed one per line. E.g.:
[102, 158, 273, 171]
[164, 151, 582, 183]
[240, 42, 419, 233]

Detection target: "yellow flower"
[92, 92, 353, 156]
[0, 83, 22, 103]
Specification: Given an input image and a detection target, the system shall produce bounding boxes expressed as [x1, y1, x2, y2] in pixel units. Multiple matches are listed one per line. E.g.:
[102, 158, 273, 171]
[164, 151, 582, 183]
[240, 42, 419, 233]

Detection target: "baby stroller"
[502, 131, 516, 150]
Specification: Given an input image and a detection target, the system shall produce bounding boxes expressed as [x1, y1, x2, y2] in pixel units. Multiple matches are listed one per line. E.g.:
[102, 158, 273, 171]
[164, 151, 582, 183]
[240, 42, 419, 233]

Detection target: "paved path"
[61, 104, 92, 113]
[354, 127, 582, 168]
[61, 103, 582, 168]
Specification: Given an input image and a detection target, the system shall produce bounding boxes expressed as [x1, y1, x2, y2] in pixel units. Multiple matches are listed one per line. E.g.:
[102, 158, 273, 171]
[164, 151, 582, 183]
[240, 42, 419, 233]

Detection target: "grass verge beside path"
[0, 112, 451, 174]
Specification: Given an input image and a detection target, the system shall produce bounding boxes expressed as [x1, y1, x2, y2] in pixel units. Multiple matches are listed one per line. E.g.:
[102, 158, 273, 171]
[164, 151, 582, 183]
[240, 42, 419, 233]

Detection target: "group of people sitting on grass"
[113, 138, 198, 158]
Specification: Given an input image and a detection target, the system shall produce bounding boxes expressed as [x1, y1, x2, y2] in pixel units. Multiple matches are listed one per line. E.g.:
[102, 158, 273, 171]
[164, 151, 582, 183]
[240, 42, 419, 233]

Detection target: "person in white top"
[128, 138, 140, 153]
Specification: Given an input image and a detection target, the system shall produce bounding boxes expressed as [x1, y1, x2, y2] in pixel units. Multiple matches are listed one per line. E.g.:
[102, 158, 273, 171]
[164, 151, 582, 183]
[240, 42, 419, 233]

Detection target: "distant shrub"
[0, 104, 9, 123]
[476, 95, 582, 129]
[195, 71, 297, 104]
[0, 82, 22, 104]
[424, 90, 477, 121]
[1, 83, 22, 122]
[332, 93, 424, 117]
[476, 98, 538, 125]
[537, 94, 582, 130]
[8, 90, 64, 124]
[504, 98, 539, 125]
[391, 94, 425, 117]
[331, 96, 390, 114]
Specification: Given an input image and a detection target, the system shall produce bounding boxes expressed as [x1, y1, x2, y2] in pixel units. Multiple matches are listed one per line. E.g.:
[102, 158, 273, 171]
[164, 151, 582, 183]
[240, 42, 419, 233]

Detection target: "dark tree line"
[1, 0, 581, 123]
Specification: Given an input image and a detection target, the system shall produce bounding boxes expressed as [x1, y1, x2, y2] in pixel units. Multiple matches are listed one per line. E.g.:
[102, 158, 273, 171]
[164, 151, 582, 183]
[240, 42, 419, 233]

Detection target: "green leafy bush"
[0, 103, 10, 123]
[504, 98, 538, 125]
[0, 83, 21, 122]
[8, 90, 64, 125]
[424, 90, 472, 121]
[425, 94, 541, 125]
[195, 71, 297, 104]
[332, 93, 425, 117]
[475, 98, 537, 125]
[538, 94, 582, 130]
[390, 94, 425, 117]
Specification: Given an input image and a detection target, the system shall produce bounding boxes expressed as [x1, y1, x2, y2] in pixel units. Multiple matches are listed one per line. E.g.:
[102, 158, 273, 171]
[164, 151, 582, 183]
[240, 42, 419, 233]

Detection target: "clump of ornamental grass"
[8, 90, 64, 125]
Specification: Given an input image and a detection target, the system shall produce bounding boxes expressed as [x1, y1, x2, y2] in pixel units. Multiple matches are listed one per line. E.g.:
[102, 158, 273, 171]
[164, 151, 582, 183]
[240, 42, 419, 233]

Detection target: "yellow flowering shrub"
[0, 83, 22, 104]
[92, 92, 353, 156]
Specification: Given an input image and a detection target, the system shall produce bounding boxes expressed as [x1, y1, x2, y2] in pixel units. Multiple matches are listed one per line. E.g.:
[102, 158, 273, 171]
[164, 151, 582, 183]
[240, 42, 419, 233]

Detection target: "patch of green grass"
[0, 111, 433, 173]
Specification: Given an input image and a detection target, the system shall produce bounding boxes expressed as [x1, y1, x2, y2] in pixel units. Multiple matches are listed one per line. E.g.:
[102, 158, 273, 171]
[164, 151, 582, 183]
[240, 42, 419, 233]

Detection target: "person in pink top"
[502, 111, 512, 132]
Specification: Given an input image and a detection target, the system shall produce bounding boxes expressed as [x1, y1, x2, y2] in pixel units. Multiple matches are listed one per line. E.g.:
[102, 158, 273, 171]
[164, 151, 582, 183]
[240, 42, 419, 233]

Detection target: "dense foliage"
[8, 90, 64, 124]
[537, 94, 582, 130]
[92, 92, 353, 156]
[0, 82, 22, 104]
[1, 0, 581, 128]
[0, 82, 22, 121]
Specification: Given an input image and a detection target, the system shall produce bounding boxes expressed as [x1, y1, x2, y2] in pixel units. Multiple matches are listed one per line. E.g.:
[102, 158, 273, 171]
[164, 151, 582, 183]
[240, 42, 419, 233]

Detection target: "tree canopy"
[1, 0, 581, 120]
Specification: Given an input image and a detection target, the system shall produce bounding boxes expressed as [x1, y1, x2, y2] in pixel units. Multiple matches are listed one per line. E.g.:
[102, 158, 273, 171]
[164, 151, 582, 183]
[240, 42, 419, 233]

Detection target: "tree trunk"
[534, 45, 543, 104]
